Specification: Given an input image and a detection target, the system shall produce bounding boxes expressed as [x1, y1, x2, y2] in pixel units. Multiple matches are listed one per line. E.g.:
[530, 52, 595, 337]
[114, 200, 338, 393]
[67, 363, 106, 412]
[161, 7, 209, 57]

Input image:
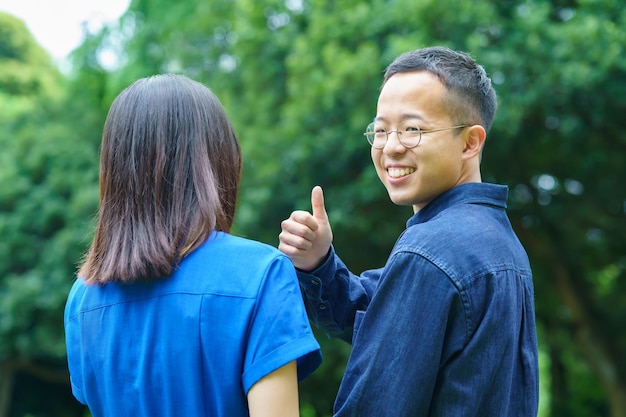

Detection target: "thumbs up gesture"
[278, 186, 333, 271]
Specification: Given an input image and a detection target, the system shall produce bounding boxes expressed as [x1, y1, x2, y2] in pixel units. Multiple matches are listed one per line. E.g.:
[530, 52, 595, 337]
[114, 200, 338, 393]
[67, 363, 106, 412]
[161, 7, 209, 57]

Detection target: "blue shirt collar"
[407, 182, 509, 228]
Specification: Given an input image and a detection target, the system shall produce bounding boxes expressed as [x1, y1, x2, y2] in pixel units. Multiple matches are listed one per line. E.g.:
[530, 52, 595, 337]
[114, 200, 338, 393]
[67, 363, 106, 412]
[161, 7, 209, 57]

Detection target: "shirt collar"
[407, 182, 509, 228]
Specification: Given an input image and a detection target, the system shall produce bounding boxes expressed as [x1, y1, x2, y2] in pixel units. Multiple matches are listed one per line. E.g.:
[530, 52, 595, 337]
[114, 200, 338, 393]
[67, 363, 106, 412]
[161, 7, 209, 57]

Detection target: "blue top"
[65, 232, 322, 417]
[297, 183, 539, 417]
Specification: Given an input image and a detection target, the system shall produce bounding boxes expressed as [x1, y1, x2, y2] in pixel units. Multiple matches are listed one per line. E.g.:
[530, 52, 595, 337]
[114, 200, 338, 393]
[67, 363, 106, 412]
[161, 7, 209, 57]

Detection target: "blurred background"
[0, 0, 624, 416]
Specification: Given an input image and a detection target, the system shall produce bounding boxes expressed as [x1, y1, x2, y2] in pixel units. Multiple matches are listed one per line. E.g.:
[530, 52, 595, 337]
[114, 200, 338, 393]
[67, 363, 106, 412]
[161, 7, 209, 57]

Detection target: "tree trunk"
[0, 361, 15, 417]
[547, 337, 570, 415]
[518, 226, 626, 417]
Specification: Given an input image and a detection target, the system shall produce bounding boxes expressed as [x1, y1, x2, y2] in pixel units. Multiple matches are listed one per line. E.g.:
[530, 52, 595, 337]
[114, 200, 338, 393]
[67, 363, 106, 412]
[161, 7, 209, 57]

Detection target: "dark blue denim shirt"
[297, 182, 539, 417]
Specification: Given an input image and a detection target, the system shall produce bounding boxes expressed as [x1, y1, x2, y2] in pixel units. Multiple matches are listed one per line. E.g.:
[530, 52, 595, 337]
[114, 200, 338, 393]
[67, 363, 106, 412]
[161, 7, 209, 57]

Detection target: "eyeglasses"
[364, 122, 468, 149]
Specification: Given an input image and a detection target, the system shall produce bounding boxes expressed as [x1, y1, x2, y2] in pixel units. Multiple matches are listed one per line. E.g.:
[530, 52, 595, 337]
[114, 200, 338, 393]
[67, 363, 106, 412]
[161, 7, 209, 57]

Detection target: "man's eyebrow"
[373, 113, 426, 123]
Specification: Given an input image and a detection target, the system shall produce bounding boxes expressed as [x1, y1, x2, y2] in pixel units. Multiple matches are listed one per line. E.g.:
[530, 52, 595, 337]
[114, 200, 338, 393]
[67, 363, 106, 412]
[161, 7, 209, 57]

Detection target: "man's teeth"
[388, 167, 415, 178]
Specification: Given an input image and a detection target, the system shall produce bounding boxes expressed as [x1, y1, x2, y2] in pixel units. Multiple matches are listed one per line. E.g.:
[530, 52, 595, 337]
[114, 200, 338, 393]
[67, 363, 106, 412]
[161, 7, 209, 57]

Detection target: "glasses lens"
[364, 122, 423, 148]
[400, 125, 421, 148]
[365, 123, 384, 148]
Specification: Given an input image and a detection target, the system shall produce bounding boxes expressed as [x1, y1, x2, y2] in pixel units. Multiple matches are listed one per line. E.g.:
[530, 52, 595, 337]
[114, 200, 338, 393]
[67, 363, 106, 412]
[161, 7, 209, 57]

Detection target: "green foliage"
[0, 75, 98, 359]
[0, 13, 59, 97]
[0, 12, 103, 417]
[0, 85, 101, 415]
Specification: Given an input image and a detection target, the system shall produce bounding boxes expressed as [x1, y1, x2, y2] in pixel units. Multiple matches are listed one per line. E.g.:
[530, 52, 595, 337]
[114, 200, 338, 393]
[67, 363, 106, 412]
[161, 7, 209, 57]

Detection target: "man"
[278, 46, 539, 416]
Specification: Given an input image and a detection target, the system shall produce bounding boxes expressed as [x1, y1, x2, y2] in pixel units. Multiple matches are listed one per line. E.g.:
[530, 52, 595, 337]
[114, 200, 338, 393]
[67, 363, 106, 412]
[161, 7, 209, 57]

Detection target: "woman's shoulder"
[179, 232, 293, 295]
[202, 232, 284, 260]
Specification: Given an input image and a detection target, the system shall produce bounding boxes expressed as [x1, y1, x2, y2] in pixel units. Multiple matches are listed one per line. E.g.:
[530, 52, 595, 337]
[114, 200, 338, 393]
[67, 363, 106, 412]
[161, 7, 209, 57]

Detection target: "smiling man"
[278, 46, 539, 417]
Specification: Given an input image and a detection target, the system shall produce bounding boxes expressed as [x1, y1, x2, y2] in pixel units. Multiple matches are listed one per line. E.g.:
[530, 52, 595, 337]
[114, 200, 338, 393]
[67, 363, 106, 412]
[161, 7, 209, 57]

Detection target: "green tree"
[0, 12, 101, 417]
[482, 2, 626, 414]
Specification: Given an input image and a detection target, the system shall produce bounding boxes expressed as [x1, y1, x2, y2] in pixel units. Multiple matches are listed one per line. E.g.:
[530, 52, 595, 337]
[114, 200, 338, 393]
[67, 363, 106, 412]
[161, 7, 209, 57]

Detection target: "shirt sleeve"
[296, 246, 383, 343]
[241, 254, 322, 394]
[334, 251, 466, 417]
[64, 280, 88, 405]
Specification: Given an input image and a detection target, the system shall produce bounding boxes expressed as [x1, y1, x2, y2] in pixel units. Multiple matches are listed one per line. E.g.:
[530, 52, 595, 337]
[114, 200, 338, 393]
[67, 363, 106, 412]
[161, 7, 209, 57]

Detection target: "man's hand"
[278, 186, 333, 271]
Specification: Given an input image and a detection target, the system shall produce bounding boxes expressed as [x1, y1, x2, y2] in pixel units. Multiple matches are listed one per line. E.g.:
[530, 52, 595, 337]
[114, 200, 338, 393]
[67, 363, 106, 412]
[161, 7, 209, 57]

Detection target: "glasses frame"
[364, 122, 468, 149]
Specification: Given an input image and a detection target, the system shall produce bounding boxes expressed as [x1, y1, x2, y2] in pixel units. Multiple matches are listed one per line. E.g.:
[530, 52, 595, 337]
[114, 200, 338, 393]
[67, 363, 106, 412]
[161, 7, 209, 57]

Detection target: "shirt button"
[310, 279, 319, 285]
[319, 304, 327, 310]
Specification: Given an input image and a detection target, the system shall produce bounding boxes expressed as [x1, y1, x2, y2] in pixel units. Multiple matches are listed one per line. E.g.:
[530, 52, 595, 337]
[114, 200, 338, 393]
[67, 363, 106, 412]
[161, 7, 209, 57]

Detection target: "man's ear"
[462, 125, 486, 159]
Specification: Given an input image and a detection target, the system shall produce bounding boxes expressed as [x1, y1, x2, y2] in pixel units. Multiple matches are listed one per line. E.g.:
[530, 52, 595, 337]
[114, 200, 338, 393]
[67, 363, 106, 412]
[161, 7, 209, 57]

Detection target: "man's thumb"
[311, 186, 329, 222]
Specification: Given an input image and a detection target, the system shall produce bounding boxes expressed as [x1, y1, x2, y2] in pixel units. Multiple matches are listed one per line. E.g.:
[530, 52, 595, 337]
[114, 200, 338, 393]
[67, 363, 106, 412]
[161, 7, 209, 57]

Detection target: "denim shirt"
[297, 183, 539, 417]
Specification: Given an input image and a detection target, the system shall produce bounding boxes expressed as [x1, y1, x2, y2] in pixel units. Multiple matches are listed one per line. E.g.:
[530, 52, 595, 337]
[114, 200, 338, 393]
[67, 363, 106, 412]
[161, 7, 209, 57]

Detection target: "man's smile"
[387, 167, 416, 179]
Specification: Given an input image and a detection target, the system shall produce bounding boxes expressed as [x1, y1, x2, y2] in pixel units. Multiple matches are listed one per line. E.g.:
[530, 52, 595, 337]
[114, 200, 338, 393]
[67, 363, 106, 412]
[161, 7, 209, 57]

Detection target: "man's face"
[371, 71, 468, 212]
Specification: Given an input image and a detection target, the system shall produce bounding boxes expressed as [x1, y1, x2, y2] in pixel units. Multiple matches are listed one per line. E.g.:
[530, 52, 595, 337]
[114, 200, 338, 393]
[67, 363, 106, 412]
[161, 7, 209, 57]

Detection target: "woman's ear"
[462, 125, 486, 159]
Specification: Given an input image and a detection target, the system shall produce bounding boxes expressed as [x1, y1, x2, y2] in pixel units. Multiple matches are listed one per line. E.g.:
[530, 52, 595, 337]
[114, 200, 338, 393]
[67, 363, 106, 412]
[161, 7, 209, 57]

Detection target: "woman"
[64, 74, 321, 417]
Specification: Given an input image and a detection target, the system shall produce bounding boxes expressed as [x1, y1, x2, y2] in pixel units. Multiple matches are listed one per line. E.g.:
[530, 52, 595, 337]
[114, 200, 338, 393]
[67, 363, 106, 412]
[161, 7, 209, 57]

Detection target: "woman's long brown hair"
[78, 74, 242, 284]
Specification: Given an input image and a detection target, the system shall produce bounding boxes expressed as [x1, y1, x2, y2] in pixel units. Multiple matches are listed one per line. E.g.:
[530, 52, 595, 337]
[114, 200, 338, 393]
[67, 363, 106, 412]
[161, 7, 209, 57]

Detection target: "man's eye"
[404, 126, 420, 132]
[374, 127, 386, 134]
